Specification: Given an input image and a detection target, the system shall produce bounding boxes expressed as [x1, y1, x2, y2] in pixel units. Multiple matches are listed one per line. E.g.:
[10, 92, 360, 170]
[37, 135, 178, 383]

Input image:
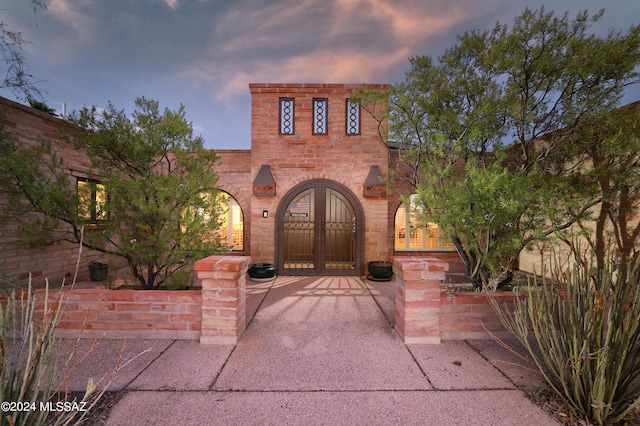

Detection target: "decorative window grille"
[345, 99, 360, 135]
[279, 98, 295, 135]
[312, 98, 328, 135]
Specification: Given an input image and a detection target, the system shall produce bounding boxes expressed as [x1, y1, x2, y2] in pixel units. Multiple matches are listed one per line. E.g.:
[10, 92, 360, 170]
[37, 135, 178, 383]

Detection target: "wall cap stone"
[394, 257, 450, 272]
[194, 256, 250, 272]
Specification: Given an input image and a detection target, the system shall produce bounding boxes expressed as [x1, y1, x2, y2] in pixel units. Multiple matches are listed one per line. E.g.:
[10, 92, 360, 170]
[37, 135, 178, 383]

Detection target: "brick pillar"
[394, 257, 449, 344]
[194, 255, 251, 344]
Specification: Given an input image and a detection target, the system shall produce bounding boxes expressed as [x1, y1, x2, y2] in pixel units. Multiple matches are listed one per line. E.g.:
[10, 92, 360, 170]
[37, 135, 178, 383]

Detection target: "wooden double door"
[276, 180, 364, 276]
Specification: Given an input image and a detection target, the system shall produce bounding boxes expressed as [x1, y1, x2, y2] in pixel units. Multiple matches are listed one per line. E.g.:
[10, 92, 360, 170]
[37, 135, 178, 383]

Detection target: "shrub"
[1, 280, 116, 426]
[492, 252, 640, 425]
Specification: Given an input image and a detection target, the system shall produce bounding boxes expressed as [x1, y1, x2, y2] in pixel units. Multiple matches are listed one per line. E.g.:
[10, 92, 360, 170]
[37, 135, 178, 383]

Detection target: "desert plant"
[492, 251, 640, 425]
[0, 280, 117, 426]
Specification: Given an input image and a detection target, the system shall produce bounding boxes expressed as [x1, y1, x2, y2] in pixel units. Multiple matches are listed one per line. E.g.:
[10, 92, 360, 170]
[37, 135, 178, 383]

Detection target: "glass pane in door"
[324, 188, 356, 270]
[283, 188, 315, 269]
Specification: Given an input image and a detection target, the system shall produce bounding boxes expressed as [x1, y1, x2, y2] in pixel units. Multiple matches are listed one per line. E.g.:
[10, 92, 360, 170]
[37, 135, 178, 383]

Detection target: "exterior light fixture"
[363, 165, 386, 197]
[263, 210, 268, 218]
[253, 164, 276, 196]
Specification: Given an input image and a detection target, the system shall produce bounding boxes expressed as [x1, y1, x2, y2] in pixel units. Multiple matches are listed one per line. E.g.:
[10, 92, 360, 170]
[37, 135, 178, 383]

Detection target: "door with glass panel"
[277, 180, 363, 276]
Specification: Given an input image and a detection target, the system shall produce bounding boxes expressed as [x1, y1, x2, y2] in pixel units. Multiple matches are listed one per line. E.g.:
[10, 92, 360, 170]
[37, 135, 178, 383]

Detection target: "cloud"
[179, 43, 409, 102]
[215, 0, 333, 54]
[178, 0, 472, 102]
[211, 47, 409, 100]
[47, 0, 98, 42]
[332, 0, 464, 41]
[163, 0, 180, 10]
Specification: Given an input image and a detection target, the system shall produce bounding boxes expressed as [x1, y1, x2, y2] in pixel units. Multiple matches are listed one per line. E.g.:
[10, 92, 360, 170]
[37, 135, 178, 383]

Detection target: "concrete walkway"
[59, 276, 558, 425]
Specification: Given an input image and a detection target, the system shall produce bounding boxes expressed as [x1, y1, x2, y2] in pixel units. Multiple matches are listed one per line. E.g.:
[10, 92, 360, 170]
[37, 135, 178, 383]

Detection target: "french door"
[277, 180, 363, 275]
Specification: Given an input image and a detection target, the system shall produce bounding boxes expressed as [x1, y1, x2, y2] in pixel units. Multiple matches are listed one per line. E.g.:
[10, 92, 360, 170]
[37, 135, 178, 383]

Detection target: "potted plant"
[88, 260, 109, 281]
[248, 245, 276, 281]
[248, 263, 276, 280]
[367, 260, 393, 281]
[367, 238, 393, 281]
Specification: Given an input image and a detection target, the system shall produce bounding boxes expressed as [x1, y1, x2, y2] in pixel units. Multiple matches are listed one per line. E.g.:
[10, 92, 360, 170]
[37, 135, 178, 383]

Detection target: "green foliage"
[558, 103, 640, 281]
[0, 1, 47, 101]
[1, 285, 58, 426]
[1, 281, 114, 426]
[492, 251, 640, 425]
[0, 125, 82, 246]
[358, 7, 640, 290]
[66, 97, 222, 289]
[28, 98, 57, 116]
[0, 97, 222, 289]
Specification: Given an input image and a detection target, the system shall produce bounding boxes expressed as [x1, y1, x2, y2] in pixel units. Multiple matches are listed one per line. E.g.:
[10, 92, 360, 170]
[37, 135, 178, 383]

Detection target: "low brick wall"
[393, 257, 523, 343]
[440, 291, 521, 340]
[9, 256, 521, 343]
[35, 288, 202, 340]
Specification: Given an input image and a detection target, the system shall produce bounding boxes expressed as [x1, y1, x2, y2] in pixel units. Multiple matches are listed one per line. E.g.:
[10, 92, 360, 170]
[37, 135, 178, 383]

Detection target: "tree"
[359, 7, 640, 289]
[559, 102, 640, 282]
[1, 1, 46, 101]
[0, 97, 221, 289]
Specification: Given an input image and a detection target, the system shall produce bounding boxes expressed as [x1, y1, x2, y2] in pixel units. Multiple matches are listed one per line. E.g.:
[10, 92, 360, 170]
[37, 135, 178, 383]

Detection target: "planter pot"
[367, 261, 393, 281]
[248, 263, 276, 281]
[88, 261, 108, 281]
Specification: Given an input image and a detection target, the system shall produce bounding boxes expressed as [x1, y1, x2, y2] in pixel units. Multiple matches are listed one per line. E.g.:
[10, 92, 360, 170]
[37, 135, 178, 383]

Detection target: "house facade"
[0, 83, 462, 286]
[215, 83, 461, 277]
[0, 97, 119, 285]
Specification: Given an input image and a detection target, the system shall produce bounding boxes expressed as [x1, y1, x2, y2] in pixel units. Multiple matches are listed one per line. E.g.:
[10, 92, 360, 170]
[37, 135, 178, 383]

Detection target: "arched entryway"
[276, 179, 364, 276]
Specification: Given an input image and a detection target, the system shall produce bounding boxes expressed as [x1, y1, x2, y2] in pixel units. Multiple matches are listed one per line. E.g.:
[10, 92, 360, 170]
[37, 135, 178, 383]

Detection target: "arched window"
[216, 192, 244, 251]
[394, 194, 455, 251]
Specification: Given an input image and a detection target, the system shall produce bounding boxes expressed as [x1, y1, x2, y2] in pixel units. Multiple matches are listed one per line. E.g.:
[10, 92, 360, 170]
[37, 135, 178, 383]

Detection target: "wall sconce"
[253, 164, 276, 196]
[263, 210, 268, 218]
[363, 165, 387, 197]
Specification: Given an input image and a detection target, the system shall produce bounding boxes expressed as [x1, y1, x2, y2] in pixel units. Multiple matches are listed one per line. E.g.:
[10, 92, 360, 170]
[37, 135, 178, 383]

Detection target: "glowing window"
[394, 195, 455, 251]
[77, 178, 107, 222]
[216, 192, 244, 251]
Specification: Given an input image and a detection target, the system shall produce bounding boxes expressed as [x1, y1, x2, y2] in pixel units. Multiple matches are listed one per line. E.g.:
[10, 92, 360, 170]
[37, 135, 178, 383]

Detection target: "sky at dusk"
[2, 0, 640, 149]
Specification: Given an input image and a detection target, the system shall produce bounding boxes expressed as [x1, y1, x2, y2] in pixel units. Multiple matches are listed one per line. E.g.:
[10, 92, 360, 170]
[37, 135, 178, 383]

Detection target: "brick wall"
[34, 287, 202, 340]
[248, 83, 390, 268]
[387, 140, 465, 272]
[0, 256, 520, 342]
[1, 88, 462, 284]
[0, 97, 124, 287]
[440, 291, 521, 340]
[215, 149, 252, 255]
